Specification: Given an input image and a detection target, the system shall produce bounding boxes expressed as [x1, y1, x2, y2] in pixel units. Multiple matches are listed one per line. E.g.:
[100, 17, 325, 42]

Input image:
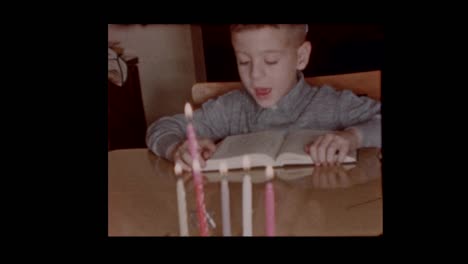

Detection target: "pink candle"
[265, 165, 275, 236]
[192, 160, 209, 236]
[184, 102, 209, 236]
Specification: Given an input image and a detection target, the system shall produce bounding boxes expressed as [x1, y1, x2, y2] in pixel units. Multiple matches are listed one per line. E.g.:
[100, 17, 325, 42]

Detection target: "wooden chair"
[192, 70, 381, 106]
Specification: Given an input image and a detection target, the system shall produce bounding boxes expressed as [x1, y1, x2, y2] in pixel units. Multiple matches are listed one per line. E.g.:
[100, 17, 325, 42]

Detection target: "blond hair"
[230, 24, 308, 46]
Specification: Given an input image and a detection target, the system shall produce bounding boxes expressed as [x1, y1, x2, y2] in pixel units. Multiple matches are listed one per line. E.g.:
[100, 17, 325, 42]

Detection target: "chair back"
[192, 70, 381, 106]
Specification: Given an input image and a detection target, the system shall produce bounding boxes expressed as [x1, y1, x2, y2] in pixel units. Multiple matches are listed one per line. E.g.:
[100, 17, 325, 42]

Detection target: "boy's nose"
[250, 62, 265, 80]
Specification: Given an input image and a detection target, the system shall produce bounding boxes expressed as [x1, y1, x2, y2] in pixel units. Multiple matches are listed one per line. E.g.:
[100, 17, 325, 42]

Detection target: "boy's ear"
[296, 41, 312, 71]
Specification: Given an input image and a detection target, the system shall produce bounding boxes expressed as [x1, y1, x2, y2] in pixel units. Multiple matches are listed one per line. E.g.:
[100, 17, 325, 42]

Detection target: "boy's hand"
[172, 138, 217, 172]
[304, 129, 360, 166]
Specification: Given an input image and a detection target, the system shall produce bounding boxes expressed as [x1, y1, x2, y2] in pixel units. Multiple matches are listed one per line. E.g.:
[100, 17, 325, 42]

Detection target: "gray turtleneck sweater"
[146, 73, 381, 160]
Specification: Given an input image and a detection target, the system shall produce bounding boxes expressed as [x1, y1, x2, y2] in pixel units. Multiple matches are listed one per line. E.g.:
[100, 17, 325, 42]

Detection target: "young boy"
[146, 24, 381, 171]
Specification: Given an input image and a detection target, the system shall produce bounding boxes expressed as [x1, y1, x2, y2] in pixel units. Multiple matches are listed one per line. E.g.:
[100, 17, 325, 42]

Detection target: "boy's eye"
[265, 60, 278, 65]
[239, 61, 250, 65]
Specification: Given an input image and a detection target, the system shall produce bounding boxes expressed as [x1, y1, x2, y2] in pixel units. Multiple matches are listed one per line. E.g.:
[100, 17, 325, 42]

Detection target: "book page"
[277, 129, 356, 165]
[204, 130, 287, 170]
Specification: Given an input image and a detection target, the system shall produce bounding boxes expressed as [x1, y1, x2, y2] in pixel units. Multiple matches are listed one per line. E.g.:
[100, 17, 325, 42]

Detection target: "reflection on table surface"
[108, 148, 382, 236]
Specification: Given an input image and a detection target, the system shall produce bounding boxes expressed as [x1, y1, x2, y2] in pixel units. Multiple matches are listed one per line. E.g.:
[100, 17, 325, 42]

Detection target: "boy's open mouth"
[254, 88, 272, 98]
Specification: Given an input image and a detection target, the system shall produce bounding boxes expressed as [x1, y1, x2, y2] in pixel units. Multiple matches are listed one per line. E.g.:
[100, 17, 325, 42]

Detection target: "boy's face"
[231, 27, 309, 108]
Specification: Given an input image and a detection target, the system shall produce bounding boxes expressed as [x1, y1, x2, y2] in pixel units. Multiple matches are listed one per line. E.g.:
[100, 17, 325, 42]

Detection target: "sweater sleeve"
[337, 90, 381, 148]
[146, 93, 236, 160]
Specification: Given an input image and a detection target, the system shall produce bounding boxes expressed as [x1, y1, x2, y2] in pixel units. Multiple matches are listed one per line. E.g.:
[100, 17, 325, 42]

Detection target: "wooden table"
[108, 148, 382, 236]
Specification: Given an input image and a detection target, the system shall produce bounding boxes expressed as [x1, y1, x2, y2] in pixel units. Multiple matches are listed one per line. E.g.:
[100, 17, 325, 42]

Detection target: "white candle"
[219, 161, 231, 236]
[175, 162, 189, 236]
[242, 155, 252, 236]
[265, 165, 275, 237]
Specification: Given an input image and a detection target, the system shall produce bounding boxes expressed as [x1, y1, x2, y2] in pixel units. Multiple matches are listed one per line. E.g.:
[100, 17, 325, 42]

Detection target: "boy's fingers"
[199, 156, 207, 168]
[198, 139, 217, 163]
[304, 143, 311, 154]
[181, 162, 192, 172]
[202, 150, 212, 160]
[309, 144, 318, 166]
[327, 141, 339, 165]
[318, 134, 334, 165]
[337, 143, 349, 164]
[181, 152, 193, 171]
[175, 156, 192, 172]
[199, 139, 217, 151]
[310, 136, 323, 165]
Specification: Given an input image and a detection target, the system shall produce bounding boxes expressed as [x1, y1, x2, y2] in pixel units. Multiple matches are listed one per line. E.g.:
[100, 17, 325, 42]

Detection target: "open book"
[202, 129, 357, 172]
